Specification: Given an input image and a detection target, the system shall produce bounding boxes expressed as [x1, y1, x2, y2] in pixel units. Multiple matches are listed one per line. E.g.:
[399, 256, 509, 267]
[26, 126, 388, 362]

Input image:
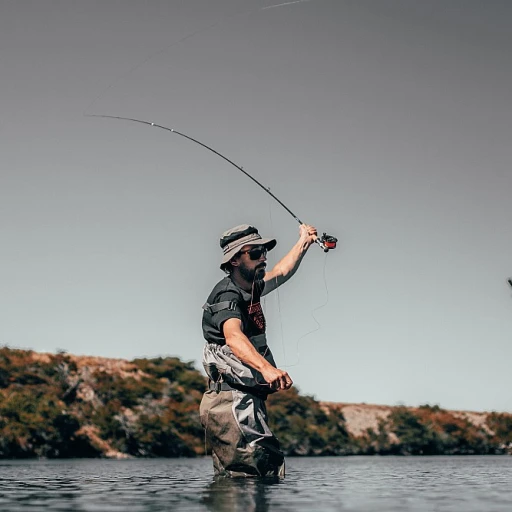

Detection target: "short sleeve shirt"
[202, 276, 266, 345]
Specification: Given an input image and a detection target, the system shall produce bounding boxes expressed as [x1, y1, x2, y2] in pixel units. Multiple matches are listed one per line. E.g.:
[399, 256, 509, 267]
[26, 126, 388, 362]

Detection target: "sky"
[1, 0, 512, 412]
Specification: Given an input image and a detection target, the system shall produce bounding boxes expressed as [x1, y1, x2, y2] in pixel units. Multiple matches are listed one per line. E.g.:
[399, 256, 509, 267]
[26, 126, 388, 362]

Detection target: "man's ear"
[230, 256, 240, 268]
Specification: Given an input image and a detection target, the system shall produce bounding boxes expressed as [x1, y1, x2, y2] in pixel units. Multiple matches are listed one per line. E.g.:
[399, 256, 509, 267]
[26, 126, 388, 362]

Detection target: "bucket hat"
[220, 224, 276, 269]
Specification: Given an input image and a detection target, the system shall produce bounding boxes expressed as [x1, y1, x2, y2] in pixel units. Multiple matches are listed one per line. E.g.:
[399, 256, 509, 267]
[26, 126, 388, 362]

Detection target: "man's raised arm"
[263, 223, 317, 295]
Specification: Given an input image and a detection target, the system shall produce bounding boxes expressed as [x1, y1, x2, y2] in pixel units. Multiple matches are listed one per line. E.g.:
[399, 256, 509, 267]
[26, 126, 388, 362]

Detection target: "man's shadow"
[202, 476, 282, 512]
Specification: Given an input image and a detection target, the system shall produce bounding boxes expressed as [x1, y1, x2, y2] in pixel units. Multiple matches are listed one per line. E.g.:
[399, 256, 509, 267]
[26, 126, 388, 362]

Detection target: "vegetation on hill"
[1, 347, 511, 458]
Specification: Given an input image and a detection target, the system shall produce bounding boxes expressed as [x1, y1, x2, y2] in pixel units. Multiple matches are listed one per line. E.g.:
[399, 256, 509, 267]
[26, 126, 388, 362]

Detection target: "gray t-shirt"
[202, 276, 266, 345]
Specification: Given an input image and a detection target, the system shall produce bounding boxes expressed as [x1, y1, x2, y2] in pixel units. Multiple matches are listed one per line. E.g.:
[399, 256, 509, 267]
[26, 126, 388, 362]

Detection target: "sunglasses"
[239, 246, 267, 260]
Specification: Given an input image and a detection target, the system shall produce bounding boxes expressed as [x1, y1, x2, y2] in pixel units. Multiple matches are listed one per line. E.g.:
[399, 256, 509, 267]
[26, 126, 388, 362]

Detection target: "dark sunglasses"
[239, 246, 267, 260]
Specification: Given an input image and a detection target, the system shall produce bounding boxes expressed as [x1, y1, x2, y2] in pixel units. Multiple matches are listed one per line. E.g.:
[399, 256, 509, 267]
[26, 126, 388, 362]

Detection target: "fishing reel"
[315, 233, 338, 253]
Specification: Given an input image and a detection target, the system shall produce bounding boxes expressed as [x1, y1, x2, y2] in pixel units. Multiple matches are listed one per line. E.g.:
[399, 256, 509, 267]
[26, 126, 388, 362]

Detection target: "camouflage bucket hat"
[220, 224, 277, 269]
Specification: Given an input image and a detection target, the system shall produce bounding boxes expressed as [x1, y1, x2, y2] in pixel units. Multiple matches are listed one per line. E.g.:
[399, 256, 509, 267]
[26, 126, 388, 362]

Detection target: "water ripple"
[0, 456, 511, 511]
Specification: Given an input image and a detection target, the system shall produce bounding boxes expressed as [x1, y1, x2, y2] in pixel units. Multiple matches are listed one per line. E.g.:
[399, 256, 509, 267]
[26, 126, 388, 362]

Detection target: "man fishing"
[200, 222, 317, 478]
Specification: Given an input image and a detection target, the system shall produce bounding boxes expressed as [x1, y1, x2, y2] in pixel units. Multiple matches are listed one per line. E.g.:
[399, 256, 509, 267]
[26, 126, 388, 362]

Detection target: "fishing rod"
[87, 114, 338, 252]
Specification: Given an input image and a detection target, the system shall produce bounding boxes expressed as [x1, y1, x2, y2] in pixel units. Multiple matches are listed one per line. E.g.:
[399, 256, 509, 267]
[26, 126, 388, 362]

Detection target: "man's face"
[236, 245, 267, 282]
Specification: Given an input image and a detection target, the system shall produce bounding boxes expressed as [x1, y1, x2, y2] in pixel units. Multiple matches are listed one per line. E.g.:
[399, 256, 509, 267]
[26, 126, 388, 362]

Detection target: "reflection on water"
[202, 476, 281, 512]
[1, 456, 512, 512]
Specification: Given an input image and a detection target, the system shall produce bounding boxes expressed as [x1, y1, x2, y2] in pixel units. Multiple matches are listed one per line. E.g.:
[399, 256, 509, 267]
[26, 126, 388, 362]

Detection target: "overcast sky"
[1, 0, 511, 412]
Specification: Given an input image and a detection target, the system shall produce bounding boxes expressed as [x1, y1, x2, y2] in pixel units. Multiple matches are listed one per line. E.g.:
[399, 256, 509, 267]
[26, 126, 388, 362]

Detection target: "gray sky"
[2, 0, 512, 412]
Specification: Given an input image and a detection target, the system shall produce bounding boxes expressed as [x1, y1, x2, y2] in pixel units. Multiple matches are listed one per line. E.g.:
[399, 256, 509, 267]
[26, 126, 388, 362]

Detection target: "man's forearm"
[225, 331, 274, 373]
[268, 236, 309, 285]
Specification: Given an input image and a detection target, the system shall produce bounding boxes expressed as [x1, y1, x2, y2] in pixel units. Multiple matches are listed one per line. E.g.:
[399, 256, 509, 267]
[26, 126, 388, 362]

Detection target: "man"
[200, 222, 317, 478]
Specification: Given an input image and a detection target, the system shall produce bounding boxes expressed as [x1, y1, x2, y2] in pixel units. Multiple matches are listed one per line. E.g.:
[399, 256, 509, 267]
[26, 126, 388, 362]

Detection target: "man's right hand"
[260, 366, 293, 391]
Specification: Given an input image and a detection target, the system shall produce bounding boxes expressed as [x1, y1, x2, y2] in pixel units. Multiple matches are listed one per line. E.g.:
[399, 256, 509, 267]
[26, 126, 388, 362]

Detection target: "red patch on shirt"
[248, 302, 266, 332]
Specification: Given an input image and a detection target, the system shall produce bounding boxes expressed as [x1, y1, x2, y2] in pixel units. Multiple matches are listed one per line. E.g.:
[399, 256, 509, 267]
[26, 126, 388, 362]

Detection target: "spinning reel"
[316, 233, 338, 252]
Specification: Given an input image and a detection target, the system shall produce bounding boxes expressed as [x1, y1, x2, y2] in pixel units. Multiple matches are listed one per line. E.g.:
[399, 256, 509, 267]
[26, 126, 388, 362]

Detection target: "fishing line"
[263, 192, 333, 370]
[261, 0, 315, 10]
[281, 252, 330, 369]
[84, 14, 239, 116]
[84, 0, 317, 117]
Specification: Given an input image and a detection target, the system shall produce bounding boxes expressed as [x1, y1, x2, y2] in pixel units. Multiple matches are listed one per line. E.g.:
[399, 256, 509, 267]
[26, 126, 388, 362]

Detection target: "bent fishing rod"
[87, 114, 338, 252]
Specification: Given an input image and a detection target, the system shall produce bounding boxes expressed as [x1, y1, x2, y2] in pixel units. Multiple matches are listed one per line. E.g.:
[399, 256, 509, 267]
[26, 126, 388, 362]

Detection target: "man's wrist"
[299, 237, 312, 250]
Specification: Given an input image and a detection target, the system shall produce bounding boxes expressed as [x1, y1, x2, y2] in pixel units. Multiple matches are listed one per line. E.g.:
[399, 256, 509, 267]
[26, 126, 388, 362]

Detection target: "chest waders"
[200, 302, 285, 477]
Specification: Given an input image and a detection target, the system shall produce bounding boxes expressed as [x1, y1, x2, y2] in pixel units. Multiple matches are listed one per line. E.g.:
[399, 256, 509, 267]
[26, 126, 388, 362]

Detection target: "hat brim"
[220, 237, 276, 269]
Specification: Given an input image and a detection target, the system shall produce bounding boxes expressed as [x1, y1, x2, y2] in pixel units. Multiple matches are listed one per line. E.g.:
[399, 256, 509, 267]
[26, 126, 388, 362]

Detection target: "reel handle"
[315, 237, 329, 252]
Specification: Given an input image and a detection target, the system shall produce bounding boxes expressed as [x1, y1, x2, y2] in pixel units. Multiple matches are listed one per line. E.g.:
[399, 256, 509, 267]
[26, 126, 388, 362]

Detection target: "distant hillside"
[1, 347, 511, 458]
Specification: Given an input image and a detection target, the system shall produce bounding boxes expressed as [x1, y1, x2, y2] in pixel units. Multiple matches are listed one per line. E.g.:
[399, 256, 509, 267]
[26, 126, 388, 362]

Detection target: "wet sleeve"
[210, 289, 242, 333]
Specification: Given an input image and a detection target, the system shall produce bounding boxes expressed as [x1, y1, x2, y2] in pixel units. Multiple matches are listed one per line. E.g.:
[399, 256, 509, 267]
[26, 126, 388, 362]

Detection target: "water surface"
[1, 456, 511, 511]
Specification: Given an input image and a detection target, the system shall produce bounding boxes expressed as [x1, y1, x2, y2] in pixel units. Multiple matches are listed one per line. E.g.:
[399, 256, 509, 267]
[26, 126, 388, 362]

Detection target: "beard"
[239, 261, 266, 282]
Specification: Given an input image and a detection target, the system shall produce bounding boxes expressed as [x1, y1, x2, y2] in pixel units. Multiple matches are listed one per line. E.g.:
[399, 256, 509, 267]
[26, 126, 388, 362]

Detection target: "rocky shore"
[1, 347, 511, 458]
[322, 402, 491, 439]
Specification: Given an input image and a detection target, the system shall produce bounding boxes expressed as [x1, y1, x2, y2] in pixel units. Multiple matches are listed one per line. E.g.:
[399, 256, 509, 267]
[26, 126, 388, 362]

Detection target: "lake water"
[1, 456, 511, 511]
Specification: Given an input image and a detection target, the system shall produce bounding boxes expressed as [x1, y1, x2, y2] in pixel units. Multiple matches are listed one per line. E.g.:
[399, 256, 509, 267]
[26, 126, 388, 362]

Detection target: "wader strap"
[208, 380, 268, 401]
[208, 380, 234, 392]
[203, 301, 237, 314]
